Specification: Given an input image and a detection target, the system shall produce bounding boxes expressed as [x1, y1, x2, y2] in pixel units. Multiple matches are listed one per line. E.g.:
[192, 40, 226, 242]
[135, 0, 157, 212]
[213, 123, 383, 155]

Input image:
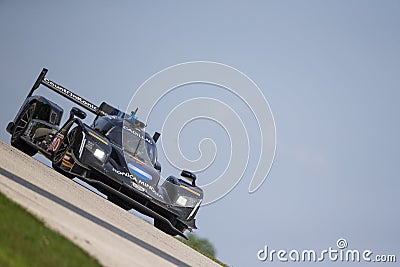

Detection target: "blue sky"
[1, 1, 399, 266]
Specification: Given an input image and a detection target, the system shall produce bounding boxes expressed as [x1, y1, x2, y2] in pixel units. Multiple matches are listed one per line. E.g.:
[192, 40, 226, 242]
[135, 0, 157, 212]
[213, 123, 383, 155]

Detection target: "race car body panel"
[6, 95, 63, 135]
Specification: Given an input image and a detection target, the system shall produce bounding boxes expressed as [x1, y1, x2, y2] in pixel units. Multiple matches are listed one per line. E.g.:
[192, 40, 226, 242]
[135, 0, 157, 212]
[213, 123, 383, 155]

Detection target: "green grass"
[0, 192, 103, 267]
[177, 235, 229, 267]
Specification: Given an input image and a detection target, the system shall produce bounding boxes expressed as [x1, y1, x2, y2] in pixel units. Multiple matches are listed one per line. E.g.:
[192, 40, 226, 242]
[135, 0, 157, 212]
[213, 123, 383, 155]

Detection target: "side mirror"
[153, 132, 161, 143]
[70, 107, 86, 120]
[154, 161, 161, 171]
[181, 170, 196, 186]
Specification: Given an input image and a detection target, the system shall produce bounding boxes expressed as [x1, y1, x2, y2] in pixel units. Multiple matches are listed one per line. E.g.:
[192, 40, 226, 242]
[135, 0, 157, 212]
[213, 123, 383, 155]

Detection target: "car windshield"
[106, 126, 157, 165]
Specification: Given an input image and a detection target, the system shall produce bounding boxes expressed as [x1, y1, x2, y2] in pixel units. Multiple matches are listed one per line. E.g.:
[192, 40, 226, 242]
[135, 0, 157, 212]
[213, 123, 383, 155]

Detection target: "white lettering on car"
[111, 168, 163, 199]
[122, 125, 152, 144]
[43, 78, 98, 111]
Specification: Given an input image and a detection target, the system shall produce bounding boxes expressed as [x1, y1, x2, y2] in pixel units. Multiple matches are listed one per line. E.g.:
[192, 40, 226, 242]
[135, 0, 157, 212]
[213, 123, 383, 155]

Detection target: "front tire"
[52, 129, 77, 179]
[11, 105, 38, 156]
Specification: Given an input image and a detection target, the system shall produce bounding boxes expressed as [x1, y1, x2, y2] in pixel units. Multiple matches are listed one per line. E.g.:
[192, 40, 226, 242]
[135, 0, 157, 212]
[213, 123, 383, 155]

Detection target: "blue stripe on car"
[128, 163, 152, 181]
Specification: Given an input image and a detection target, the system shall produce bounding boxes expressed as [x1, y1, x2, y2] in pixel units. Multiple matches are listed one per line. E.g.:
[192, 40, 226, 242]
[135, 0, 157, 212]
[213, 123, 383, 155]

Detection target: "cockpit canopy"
[93, 115, 157, 165]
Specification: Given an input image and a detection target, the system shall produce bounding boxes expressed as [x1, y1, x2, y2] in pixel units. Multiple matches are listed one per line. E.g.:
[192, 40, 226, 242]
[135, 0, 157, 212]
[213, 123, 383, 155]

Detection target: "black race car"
[6, 68, 203, 238]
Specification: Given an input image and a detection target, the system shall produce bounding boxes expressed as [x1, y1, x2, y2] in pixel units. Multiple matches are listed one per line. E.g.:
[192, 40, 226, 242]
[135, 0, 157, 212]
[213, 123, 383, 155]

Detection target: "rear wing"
[28, 68, 103, 115]
[28, 68, 147, 129]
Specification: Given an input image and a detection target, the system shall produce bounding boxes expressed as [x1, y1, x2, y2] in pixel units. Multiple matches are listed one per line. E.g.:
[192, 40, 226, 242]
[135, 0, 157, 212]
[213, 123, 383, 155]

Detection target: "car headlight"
[85, 140, 107, 163]
[93, 149, 106, 161]
[176, 196, 199, 207]
[176, 196, 187, 206]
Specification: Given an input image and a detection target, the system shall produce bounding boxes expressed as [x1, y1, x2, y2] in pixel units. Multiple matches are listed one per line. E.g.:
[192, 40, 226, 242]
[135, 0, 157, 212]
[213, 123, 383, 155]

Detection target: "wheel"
[154, 219, 186, 236]
[107, 195, 132, 210]
[51, 129, 77, 179]
[11, 105, 38, 156]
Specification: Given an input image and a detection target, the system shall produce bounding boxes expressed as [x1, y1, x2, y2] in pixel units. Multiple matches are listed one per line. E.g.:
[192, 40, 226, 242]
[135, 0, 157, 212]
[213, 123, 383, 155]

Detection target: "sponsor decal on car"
[122, 125, 153, 144]
[48, 133, 64, 152]
[112, 168, 163, 199]
[127, 163, 152, 181]
[131, 182, 145, 192]
[43, 78, 98, 112]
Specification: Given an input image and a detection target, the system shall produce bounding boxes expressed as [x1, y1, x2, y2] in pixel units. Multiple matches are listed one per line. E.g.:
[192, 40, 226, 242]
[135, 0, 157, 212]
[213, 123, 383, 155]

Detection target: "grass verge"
[0, 192, 103, 267]
[177, 236, 229, 267]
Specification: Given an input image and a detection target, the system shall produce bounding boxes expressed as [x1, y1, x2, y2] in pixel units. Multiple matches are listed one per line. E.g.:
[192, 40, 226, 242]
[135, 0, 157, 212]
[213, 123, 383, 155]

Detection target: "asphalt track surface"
[0, 140, 220, 267]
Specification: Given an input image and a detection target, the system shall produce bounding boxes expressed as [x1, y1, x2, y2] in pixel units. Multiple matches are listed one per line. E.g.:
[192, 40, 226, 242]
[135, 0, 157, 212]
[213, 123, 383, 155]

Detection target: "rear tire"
[11, 105, 38, 156]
